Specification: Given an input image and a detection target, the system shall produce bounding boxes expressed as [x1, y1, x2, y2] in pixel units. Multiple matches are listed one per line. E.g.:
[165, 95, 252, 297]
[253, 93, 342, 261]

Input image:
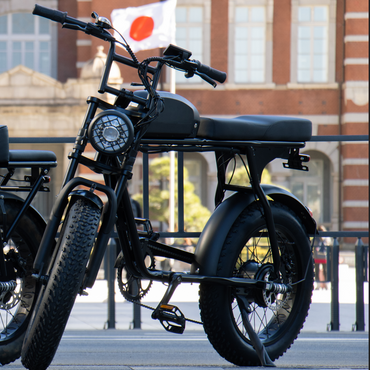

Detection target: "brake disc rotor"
[0, 285, 21, 310]
[259, 266, 292, 311]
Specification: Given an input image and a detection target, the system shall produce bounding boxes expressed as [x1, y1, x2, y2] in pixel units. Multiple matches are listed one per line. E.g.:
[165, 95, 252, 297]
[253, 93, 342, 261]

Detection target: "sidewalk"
[67, 265, 368, 332]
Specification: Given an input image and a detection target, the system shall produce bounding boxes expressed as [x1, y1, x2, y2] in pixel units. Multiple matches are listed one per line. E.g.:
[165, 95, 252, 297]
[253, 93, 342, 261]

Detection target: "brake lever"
[64, 21, 115, 42]
[195, 71, 217, 88]
[183, 60, 217, 87]
[164, 58, 217, 87]
[85, 23, 115, 41]
[62, 22, 85, 32]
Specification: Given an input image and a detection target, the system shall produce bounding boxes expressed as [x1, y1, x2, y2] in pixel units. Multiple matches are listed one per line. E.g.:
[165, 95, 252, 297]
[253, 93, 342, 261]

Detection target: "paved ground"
[5, 331, 369, 369]
[3, 265, 369, 370]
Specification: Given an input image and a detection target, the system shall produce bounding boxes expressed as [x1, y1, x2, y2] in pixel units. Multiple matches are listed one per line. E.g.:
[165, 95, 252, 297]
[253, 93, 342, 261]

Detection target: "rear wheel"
[0, 199, 45, 365]
[199, 202, 314, 366]
[21, 198, 101, 370]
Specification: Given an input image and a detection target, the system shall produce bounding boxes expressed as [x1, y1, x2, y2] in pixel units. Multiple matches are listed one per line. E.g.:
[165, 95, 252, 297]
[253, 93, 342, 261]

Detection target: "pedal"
[135, 218, 160, 241]
[152, 304, 186, 334]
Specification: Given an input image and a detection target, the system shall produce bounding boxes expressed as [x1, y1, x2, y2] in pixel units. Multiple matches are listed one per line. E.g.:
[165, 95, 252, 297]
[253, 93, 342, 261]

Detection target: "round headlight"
[88, 110, 134, 155]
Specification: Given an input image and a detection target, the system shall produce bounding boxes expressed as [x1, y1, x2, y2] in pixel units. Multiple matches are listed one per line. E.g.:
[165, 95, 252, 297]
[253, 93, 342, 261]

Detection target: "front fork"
[61, 97, 100, 187]
[32, 177, 117, 285]
[32, 99, 119, 282]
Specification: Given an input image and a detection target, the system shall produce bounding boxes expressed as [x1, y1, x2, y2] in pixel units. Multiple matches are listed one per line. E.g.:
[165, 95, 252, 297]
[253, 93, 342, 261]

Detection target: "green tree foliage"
[227, 163, 271, 186]
[132, 155, 211, 234]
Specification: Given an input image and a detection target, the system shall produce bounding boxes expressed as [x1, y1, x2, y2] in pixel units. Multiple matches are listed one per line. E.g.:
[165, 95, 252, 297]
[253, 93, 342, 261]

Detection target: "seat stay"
[1, 169, 48, 240]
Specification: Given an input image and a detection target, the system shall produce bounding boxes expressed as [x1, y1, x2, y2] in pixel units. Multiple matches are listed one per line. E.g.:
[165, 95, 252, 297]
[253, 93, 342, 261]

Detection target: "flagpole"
[167, 0, 177, 242]
[169, 68, 176, 242]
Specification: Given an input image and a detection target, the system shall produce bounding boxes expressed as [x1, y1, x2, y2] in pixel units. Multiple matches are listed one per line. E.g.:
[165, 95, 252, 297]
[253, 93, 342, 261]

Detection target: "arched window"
[290, 150, 331, 225]
[0, 12, 55, 77]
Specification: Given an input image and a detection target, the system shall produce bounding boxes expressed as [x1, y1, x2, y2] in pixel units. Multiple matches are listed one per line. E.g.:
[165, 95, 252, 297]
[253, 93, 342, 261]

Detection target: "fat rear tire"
[199, 202, 314, 366]
[21, 198, 101, 370]
[0, 200, 45, 365]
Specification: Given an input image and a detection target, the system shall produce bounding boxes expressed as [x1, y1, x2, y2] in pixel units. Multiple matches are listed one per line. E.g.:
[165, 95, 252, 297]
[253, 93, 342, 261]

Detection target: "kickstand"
[237, 295, 276, 367]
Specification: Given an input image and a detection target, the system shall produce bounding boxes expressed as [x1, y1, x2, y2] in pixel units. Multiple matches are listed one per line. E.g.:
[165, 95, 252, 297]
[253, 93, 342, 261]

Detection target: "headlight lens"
[88, 110, 134, 155]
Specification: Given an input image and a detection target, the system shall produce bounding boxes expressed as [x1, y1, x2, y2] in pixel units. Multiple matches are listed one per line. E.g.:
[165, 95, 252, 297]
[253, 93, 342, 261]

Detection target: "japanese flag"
[111, 0, 177, 53]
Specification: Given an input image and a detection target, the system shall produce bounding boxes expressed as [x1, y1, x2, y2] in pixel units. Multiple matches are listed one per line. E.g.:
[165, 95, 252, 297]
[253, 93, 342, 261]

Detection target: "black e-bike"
[20, 4, 317, 369]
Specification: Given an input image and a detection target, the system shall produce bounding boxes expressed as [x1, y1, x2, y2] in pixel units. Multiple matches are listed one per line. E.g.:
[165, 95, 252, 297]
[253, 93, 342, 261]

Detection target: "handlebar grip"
[33, 4, 68, 24]
[195, 61, 227, 83]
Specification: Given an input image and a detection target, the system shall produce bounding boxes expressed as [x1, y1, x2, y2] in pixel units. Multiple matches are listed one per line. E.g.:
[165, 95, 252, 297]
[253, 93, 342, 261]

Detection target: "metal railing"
[9, 134, 369, 332]
[318, 232, 369, 331]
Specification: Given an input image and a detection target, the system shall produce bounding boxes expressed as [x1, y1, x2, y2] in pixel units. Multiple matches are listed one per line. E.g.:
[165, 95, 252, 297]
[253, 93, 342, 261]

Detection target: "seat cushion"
[197, 115, 312, 142]
[8, 150, 57, 167]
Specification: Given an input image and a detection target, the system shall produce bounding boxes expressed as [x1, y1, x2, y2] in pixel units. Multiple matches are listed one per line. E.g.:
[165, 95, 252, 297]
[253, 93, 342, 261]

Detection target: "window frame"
[165, 0, 211, 89]
[0, 10, 57, 78]
[290, 0, 337, 86]
[228, 0, 274, 87]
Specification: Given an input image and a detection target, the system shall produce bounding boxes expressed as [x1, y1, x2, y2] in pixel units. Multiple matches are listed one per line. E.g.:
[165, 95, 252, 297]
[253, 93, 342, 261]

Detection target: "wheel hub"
[256, 264, 292, 311]
[0, 290, 21, 310]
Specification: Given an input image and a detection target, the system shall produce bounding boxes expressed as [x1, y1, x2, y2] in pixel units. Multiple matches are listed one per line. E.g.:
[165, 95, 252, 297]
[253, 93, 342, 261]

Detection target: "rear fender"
[0, 191, 46, 231]
[191, 185, 316, 276]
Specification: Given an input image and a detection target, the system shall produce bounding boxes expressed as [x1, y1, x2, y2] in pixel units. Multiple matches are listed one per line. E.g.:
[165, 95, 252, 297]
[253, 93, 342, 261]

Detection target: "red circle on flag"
[130, 16, 154, 41]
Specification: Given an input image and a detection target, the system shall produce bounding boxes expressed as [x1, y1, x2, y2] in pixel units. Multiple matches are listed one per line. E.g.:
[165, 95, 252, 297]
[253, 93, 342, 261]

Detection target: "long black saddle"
[197, 115, 312, 142]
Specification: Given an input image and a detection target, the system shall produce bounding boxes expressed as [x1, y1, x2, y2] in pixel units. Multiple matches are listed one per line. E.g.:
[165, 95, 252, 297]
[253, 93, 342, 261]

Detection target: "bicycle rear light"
[88, 110, 134, 155]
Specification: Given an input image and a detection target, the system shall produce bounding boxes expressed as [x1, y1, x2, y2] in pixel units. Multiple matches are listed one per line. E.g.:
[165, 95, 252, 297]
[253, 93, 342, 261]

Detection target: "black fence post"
[131, 281, 142, 329]
[353, 238, 366, 331]
[106, 239, 116, 329]
[329, 237, 340, 331]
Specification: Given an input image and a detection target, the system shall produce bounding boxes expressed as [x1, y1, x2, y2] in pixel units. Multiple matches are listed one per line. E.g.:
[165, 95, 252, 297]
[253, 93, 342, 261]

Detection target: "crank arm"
[236, 295, 275, 367]
[151, 273, 186, 334]
[154, 273, 182, 308]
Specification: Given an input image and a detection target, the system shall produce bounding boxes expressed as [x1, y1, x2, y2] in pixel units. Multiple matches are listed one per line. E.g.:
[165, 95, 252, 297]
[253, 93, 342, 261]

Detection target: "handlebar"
[194, 61, 227, 84]
[33, 4, 81, 27]
[32, 4, 227, 87]
[33, 4, 115, 42]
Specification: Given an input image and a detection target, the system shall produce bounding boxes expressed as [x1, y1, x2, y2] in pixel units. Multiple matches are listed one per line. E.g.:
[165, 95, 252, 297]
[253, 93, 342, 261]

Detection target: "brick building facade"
[0, 0, 368, 240]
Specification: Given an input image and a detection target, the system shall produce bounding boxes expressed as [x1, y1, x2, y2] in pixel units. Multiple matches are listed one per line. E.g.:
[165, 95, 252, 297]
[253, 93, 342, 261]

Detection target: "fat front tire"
[21, 198, 101, 370]
[0, 200, 45, 366]
[199, 202, 314, 366]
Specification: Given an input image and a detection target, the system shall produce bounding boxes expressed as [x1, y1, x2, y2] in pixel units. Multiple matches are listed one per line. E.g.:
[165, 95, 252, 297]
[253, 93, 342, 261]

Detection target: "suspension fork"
[61, 97, 100, 187]
[246, 146, 281, 276]
[33, 177, 117, 277]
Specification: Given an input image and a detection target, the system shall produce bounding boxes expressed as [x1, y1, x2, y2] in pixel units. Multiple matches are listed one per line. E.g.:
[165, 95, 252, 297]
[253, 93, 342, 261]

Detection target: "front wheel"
[199, 202, 314, 366]
[21, 198, 101, 370]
